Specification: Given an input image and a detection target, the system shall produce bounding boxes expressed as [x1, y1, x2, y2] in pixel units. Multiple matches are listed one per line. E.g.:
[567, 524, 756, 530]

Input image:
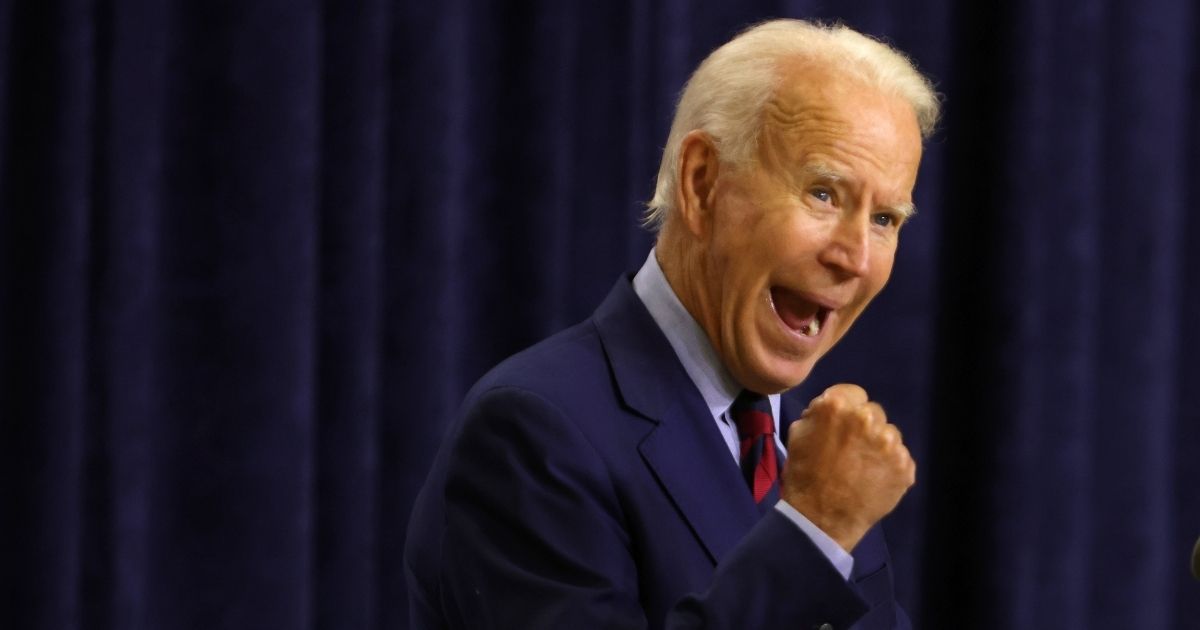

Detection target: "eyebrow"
[801, 163, 844, 183]
[801, 164, 917, 221]
[893, 201, 917, 221]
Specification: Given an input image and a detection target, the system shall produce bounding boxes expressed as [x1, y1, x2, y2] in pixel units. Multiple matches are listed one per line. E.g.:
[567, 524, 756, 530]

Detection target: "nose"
[818, 215, 871, 277]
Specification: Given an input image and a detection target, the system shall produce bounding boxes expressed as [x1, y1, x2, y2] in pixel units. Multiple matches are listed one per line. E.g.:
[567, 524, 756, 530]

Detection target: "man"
[405, 18, 940, 629]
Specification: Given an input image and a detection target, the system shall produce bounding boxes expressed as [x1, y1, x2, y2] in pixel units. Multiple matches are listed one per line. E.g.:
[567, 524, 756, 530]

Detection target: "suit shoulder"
[465, 319, 613, 411]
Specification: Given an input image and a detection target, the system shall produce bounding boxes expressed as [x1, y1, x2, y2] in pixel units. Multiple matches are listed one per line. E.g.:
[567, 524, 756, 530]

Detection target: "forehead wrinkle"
[761, 96, 850, 140]
[757, 101, 845, 174]
[762, 101, 901, 180]
[754, 72, 922, 217]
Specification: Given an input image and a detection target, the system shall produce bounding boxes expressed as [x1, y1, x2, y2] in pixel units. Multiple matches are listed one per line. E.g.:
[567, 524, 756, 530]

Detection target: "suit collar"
[593, 276, 761, 563]
[594, 279, 883, 573]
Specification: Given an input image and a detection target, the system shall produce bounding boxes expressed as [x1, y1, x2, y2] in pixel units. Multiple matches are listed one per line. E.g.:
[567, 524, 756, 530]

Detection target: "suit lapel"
[636, 397, 761, 564]
[593, 277, 760, 565]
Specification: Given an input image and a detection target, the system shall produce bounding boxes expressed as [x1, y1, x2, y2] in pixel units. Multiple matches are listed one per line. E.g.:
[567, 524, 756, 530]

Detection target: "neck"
[655, 221, 718, 350]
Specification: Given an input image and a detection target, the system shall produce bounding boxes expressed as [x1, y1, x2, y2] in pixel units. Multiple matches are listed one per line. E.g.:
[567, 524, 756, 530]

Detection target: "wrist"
[782, 492, 870, 553]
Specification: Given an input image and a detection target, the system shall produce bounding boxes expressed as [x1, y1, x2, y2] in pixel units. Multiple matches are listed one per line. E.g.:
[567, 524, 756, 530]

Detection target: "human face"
[693, 69, 923, 394]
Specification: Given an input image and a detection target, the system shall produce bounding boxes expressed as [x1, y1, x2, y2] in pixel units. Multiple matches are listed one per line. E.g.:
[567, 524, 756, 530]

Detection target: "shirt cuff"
[774, 500, 855, 581]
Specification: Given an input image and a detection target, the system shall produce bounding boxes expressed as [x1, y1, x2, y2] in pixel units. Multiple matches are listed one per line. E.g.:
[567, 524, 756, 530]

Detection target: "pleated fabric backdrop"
[1, 0, 1198, 628]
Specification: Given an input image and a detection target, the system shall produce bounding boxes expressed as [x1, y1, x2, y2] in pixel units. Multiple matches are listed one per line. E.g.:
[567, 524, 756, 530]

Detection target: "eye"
[871, 212, 901, 228]
[809, 188, 833, 203]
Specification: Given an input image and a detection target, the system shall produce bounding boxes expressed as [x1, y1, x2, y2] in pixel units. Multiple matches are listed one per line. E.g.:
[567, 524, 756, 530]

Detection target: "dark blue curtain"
[2, 1, 1198, 629]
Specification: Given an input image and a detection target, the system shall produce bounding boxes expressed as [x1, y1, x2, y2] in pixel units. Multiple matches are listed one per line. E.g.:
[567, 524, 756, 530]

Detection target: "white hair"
[644, 19, 941, 229]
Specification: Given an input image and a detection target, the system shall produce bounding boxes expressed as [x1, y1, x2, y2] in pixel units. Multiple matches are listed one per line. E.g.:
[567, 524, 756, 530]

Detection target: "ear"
[674, 130, 720, 239]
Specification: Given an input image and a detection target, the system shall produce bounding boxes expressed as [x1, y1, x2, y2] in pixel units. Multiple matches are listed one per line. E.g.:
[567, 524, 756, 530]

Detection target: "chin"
[739, 355, 817, 395]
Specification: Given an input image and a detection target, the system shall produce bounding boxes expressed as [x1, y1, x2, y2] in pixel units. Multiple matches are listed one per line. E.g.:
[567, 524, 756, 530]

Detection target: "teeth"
[803, 316, 821, 337]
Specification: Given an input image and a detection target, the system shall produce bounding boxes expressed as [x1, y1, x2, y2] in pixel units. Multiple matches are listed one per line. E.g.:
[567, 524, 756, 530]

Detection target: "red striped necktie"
[732, 390, 780, 505]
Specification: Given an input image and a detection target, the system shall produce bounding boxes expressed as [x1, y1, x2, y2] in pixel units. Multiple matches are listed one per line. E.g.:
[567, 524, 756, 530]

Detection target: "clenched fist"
[781, 383, 916, 553]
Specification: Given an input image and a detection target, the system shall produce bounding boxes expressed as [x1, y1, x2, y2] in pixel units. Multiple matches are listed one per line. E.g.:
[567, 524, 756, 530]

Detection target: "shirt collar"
[632, 249, 779, 422]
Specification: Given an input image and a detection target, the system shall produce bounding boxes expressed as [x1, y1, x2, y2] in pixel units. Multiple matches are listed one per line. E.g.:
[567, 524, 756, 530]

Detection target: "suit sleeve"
[437, 386, 882, 629]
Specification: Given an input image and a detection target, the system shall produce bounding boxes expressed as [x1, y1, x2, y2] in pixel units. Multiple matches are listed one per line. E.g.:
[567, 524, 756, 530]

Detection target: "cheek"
[869, 244, 897, 285]
[727, 228, 799, 294]
[710, 216, 780, 277]
[765, 221, 826, 272]
[850, 248, 896, 310]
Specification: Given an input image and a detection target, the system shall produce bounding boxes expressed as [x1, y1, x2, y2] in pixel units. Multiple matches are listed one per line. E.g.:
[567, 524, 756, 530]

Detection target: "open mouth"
[770, 287, 831, 338]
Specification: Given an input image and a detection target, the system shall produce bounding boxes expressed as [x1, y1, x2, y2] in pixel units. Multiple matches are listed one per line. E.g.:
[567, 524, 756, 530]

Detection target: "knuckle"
[823, 383, 847, 397]
[859, 405, 878, 429]
[878, 425, 898, 447]
[787, 419, 813, 446]
[821, 396, 847, 417]
[845, 409, 868, 434]
[829, 382, 865, 396]
[825, 383, 867, 404]
[898, 449, 916, 479]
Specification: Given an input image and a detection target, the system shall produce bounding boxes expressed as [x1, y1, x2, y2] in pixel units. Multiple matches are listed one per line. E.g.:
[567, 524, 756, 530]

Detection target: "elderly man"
[405, 18, 939, 630]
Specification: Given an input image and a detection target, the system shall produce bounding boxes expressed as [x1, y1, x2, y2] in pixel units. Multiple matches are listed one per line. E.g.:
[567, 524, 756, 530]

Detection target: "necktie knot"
[731, 390, 773, 440]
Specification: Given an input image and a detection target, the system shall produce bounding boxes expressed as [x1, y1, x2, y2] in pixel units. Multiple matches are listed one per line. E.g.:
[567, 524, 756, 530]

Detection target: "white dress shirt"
[632, 249, 855, 580]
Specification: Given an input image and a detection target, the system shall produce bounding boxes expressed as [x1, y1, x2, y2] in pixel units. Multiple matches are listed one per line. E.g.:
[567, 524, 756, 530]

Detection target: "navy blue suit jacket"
[405, 276, 911, 629]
